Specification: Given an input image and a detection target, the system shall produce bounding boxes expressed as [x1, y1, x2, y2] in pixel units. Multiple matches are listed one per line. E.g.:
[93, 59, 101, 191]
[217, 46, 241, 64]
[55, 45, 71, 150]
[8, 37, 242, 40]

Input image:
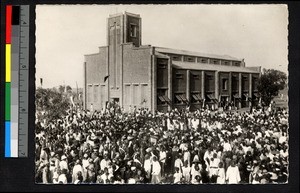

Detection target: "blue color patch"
[5, 121, 11, 157]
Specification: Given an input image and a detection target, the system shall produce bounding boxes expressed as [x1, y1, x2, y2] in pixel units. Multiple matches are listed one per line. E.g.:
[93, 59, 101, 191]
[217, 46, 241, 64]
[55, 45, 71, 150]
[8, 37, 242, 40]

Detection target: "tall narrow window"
[130, 24, 137, 37]
[205, 74, 214, 92]
[232, 76, 238, 91]
[242, 76, 249, 91]
[222, 79, 228, 90]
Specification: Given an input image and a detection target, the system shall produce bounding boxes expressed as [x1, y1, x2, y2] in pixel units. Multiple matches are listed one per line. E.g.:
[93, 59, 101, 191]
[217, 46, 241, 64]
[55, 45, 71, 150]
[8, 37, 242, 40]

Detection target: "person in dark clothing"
[200, 164, 210, 183]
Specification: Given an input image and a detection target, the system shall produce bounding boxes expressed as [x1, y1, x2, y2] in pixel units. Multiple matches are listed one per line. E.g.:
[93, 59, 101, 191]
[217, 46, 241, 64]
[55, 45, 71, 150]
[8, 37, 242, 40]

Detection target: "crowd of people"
[35, 101, 288, 184]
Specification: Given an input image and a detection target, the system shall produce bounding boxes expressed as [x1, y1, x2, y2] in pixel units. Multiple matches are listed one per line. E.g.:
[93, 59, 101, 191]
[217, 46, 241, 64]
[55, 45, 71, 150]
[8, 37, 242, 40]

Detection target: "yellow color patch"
[6, 44, 11, 82]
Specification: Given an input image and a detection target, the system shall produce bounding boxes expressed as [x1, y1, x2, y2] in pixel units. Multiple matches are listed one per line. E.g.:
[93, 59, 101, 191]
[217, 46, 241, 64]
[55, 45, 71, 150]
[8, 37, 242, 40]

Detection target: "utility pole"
[76, 81, 79, 100]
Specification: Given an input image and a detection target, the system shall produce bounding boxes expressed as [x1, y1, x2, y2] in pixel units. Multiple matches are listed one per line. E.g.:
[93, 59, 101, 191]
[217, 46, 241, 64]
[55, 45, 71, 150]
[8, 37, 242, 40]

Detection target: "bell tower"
[106, 12, 142, 100]
[107, 12, 141, 48]
[123, 12, 142, 47]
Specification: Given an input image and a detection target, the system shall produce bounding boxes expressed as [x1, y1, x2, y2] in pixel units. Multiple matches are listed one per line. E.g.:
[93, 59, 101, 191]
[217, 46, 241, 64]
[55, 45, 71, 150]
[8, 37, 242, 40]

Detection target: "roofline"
[109, 12, 140, 18]
[84, 53, 99, 56]
[108, 12, 123, 18]
[124, 11, 140, 18]
[154, 46, 243, 61]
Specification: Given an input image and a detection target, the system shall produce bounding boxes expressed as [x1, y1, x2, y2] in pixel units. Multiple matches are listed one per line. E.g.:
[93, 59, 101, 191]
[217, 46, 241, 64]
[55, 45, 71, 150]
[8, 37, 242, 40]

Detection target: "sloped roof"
[172, 61, 260, 73]
[154, 51, 170, 59]
[155, 46, 242, 61]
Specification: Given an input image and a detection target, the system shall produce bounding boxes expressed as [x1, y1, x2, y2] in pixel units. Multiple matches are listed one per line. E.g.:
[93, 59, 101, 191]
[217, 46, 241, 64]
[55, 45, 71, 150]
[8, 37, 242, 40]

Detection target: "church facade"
[84, 12, 261, 112]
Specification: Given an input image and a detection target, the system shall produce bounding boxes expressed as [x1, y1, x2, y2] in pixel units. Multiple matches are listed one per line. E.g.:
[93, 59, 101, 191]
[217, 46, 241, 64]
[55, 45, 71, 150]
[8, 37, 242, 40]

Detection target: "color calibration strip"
[5, 5, 12, 157]
[5, 5, 29, 157]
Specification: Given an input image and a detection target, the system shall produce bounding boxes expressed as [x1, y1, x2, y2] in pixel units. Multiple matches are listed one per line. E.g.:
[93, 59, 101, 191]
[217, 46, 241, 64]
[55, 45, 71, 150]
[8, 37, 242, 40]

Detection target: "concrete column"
[120, 44, 124, 107]
[106, 46, 110, 102]
[186, 70, 190, 104]
[168, 57, 172, 111]
[152, 55, 157, 113]
[150, 48, 154, 112]
[201, 71, 205, 100]
[228, 72, 232, 102]
[215, 71, 219, 108]
[120, 15, 124, 44]
[106, 18, 109, 46]
[149, 52, 153, 112]
[249, 73, 252, 107]
[238, 73, 242, 108]
[124, 15, 127, 43]
[139, 18, 142, 46]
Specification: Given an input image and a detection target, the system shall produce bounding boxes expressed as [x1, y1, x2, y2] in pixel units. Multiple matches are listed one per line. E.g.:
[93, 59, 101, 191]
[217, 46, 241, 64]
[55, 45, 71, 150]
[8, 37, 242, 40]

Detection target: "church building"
[84, 12, 261, 112]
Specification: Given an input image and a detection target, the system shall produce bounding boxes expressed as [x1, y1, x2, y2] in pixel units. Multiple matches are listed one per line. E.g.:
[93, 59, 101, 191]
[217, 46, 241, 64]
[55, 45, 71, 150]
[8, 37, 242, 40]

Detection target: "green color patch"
[5, 82, 11, 121]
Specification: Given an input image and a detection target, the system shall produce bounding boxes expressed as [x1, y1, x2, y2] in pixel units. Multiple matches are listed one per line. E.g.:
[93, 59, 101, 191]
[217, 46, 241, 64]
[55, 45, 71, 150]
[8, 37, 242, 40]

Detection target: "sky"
[36, 4, 289, 89]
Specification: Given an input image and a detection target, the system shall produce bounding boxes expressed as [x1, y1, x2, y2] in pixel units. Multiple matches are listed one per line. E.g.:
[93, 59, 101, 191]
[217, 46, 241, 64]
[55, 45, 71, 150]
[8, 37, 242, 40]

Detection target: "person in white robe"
[59, 155, 69, 173]
[216, 162, 226, 184]
[225, 161, 241, 184]
[151, 156, 161, 184]
[182, 160, 191, 182]
[173, 167, 182, 183]
[82, 154, 89, 181]
[72, 160, 84, 183]
[58, 169, 68, 184]
[143, 154, 152, 182]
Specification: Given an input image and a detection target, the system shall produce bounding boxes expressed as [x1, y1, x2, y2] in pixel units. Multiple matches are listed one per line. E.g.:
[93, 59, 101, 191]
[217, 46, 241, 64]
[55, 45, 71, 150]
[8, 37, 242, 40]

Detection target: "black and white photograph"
[35, 4, 289, 184]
